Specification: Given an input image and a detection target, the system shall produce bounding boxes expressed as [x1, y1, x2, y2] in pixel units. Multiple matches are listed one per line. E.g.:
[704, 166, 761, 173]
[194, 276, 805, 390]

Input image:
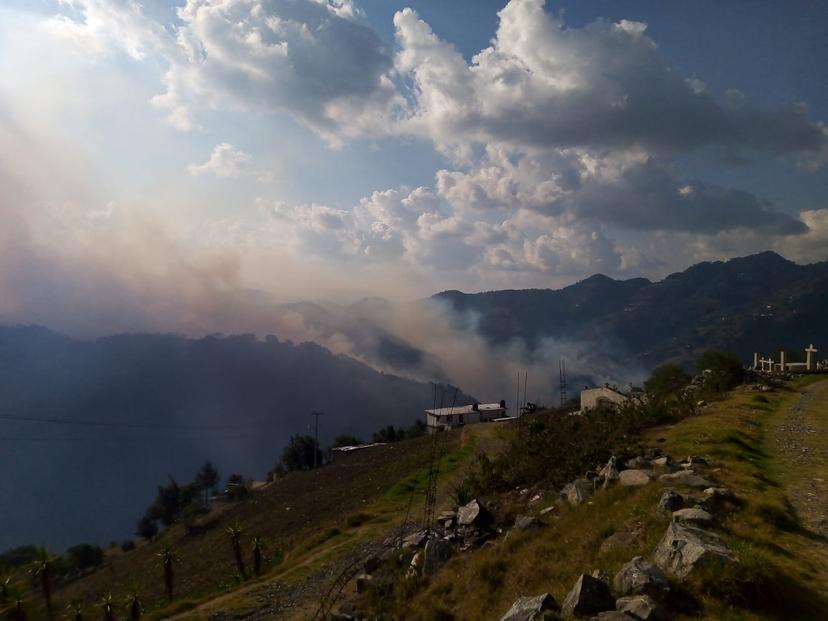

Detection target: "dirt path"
[768, 378, 828, 547]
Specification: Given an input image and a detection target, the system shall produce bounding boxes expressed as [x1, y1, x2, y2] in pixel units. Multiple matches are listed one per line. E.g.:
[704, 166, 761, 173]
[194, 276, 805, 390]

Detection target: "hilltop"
[432, 252, 828, 368]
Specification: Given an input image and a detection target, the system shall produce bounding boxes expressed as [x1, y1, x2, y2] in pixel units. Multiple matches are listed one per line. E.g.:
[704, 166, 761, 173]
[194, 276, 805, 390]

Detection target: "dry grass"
[361, 378, 828, 620]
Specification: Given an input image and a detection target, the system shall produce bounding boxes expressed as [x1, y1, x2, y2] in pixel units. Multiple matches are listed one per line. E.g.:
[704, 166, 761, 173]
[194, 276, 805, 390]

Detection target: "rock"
[590, 613, 636, 620]
[355, 573, 373, 593]
[672, 508, 713, 525]
[619, 470, 653, 487]
[499, 593, 560, 621]
[612, 556, 670, 598]
[616, 594, 664, 620]
[653, 521, 736, 580]
[363, 555, 381, 574]
[561, 479, 595, 506]
[658, 471, 716, 488]
[696, 400, 707, 408]
[401, 530, 427, 549]
[599, 530, 639, 556]
[421, 537, 453, 576]
[703, 487, 734, 500]
[540, 505, 556, 516]
[530, 493, 543, 504]
[514, 515, 546, 531]
[592, 569, 608, 582]
[437, 510, 457, 522]
[457, 499, 493, 527]
[624, 456, 650, 470]
[644, 448, 663, 460]
[680, 456, 708, 468]
[561, 574, 615, 617]
[407, 551, 422, 577]
[657, 490, 684, 512]
[650, 456, 671, 468]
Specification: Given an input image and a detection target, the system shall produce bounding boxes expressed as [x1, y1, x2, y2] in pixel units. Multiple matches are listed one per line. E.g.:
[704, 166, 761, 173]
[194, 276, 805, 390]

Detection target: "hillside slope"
[19, 377, 828, 621]
[0, 326, 471, 550]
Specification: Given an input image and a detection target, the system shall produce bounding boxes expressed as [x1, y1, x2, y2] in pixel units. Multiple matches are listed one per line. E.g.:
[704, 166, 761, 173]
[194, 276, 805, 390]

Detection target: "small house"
[425, 401, 508, 432]
[579, 384, 641, 413]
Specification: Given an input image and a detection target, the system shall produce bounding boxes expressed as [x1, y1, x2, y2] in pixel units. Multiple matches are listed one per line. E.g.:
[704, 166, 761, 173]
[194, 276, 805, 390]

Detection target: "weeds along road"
[768, 379, 828, 541]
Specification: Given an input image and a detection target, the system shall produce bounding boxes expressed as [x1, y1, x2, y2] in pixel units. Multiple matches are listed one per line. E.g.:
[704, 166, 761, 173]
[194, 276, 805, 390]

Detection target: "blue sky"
[0, 0, 827, 336]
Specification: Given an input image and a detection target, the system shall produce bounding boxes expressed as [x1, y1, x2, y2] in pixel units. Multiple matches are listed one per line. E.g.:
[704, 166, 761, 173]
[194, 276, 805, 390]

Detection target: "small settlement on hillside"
[425, 401, 509, 433]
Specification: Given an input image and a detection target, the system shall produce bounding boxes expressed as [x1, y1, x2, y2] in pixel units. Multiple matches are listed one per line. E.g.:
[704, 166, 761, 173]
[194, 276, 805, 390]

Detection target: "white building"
[579, 384, 639, 413]
[425, 401, 508, 432]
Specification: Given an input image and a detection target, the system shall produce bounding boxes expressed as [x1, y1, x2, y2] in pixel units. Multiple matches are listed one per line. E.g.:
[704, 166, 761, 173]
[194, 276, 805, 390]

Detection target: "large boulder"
[499, 593, 560, 621]
[457, 499, 493, 527]
[561, 574, 615, 617]
[615, 595, 665, 620]
[657, 490, 683, 513]
[561, 479, 595, 506]
[619, 470, 653, 487]
[401, 530, 427, 550]
[658, 471, 716, 489]
[421, 538, 453, 576]
[653, 521, 736, 580]
[612, 556, 669, 598]
[671, 508, 713, 525]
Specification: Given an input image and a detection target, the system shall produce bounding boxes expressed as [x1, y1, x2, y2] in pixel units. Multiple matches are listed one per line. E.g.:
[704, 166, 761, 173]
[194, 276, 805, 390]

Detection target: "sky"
[1, 0, 827, 337]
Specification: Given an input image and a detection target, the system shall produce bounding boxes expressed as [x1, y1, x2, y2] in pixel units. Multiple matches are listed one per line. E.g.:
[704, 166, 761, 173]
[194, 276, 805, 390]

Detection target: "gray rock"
[561, 478, 595, 506]
[672, 508, 713, 525]
[657, 490, 684, 512]
[619, 470, 653, 487]
[540, 505, 556, 516]
[457, 499, 493, 526]
[624, 456, 651, 470]
[612, 556, 670, 598]
[561, 574, 615, 617]
[616, 594, 664, 620]
[514, 514, 546, 531]
[437, 510, 457, 522]
[658, 470, 716, 489]
[401, 530, 427, 549]
[499, 593, 560, 621]
[421, 537, 453, 576]
[703, 487, 735, 500]
[653, 521, 736, 580]
[650, 456, 671, 468]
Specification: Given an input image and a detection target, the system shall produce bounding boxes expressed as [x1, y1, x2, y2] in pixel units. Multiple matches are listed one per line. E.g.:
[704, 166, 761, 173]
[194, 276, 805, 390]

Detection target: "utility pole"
[559, 359, 567, 409]
[312, 412, 324, 469]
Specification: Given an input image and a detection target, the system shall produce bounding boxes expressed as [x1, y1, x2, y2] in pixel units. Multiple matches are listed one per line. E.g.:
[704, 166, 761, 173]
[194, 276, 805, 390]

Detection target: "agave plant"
[29, 547, 55, 621]
[225, 522, 246, 580]
[251, 537, 265, 578]
[125, 585, 142, 621]
[7, 583, 28, 621]
[99, 594, 115, 621]
[155, 544, 179, 604]
[66, 599, 84, 621]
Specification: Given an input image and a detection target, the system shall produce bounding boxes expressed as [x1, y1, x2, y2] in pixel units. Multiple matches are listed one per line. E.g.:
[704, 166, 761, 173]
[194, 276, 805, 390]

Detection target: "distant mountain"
[0, 327, 470, 550]
[432, 252, 828, 368]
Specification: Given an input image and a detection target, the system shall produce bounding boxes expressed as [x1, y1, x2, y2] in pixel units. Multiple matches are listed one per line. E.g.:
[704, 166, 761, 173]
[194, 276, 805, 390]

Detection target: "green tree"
[698, 350, 744, 391]
[0, 545, 38, 569]
[66, 544, 104, 573]
[225, 522, 246, 580]
[135, 513, 158, 540]
[225, 474, 249, 500]
[29, 547, 55, 621]
[371, 425, 403, 443]
[195, 461, 220, 505]
[644, 364, 691, 399]
[280, 435, 322, 472]
[331, 434, 362, 448]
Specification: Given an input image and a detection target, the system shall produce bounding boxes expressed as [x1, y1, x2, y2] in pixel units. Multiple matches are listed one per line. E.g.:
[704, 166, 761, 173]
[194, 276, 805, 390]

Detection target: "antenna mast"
[559, 359, 567, 408]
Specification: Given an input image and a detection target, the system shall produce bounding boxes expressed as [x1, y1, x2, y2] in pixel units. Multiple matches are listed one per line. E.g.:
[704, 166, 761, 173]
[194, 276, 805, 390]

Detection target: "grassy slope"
[28, 425, 490, 621]
[389, 379, 828, 621]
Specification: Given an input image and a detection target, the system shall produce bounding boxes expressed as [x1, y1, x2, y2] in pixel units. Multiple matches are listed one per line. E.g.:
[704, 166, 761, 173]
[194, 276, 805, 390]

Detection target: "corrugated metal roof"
[425, 403, 507, 417]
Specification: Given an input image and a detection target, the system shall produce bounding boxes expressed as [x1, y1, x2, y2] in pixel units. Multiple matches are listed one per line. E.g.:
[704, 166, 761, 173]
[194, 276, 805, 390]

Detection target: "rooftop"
[425, 403, 507, 417]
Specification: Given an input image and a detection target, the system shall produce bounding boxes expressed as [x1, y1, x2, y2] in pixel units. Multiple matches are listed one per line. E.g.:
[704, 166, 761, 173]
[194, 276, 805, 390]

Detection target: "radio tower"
[559, 358, 567, 408]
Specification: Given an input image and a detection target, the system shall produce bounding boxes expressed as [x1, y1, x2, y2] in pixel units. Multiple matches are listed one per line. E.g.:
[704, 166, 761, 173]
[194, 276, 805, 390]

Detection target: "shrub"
[698, 350, 744, 392]
[645, 364, 691, 399]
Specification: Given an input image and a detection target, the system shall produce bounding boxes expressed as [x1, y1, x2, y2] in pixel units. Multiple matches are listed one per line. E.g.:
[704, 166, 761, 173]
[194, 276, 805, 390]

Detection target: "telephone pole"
[312, 412, 324, 469]
[559, 359, 567, 409]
